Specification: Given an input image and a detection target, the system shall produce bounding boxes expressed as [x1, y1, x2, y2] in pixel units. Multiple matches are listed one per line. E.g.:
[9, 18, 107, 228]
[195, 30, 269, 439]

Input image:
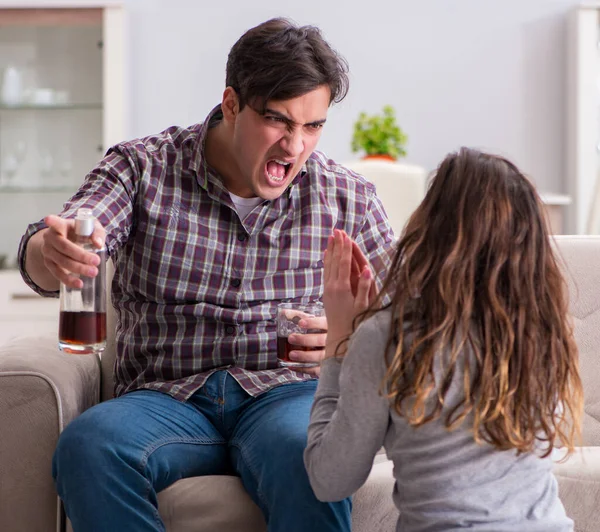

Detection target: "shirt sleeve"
[304, 313, 391, 502]
[17, 145, 139, 297]
[353, 183, 396, 302]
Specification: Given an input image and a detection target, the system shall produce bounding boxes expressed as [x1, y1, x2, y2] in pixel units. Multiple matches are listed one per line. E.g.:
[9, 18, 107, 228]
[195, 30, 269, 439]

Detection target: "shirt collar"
[190, 104, 223, 190]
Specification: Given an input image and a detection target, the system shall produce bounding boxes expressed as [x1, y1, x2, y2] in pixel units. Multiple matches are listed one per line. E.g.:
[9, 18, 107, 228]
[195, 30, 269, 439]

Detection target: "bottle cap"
[74, 208, 95, 237]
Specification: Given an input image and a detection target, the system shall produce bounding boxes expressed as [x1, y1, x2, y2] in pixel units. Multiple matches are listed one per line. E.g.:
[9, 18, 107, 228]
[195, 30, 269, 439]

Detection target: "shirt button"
[225, 326, 235, 335]
[231, 278, 241, 288]
[237, 233, 247, 242]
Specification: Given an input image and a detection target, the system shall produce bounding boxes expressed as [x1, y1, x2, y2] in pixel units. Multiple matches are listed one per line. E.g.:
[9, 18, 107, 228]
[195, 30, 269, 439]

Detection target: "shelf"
[0, 103, 102, 111]
[539, 193, 572, 206]
[0, 186, 76, 193]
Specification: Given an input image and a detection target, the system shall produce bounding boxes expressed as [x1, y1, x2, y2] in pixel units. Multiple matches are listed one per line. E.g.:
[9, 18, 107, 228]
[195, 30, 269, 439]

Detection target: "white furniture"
[345, 159, 427, 237]
[0, 270, 58, 347]
[566, 2, 600, 234]
[590, 177, 600, 234]
[539, 193, 572, 234]
[0, 1, 126, 266]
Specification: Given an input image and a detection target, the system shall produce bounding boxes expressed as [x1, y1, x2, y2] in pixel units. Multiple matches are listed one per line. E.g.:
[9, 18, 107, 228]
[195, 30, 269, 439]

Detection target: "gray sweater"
[304, 310, 573, 532]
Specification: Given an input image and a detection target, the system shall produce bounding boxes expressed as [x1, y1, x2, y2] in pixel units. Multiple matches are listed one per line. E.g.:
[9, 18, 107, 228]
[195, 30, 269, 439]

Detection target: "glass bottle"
[58, 208, 107, 354]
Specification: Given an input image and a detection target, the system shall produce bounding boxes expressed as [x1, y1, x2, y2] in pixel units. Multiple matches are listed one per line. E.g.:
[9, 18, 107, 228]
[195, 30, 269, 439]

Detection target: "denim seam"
[229, 440, 268, 512]
[137, 437, 227, 471]
[144, 475, 165, 530]
[136, 436, 227, 528]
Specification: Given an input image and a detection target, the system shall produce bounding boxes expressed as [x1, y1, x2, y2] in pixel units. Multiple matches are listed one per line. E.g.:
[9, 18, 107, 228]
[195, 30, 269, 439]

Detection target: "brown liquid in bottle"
[59, 311, 107, 348]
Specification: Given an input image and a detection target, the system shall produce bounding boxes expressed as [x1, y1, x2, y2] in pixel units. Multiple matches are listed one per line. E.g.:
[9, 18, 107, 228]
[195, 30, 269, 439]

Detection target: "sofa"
[0, 235, 599, 532]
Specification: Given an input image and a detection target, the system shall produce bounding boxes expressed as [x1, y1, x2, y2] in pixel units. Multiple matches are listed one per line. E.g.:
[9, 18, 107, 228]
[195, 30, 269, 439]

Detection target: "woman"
[304, 147, 583, 531]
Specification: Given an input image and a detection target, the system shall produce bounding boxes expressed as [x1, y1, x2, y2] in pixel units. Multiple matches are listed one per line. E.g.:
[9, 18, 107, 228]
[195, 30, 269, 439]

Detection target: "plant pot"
[362, 154, 396, 162]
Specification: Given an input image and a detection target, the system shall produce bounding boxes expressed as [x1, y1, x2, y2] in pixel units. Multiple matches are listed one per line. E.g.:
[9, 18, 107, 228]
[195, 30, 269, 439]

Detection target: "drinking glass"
[276, 302, 326, 369]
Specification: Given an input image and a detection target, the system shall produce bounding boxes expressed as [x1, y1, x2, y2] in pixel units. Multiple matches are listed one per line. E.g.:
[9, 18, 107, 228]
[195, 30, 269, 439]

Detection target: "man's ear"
[221, 87, 239, 122]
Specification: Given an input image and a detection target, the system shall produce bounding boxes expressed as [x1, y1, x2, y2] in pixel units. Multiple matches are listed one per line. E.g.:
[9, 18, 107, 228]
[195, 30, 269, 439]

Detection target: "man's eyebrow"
[263, 108, 327, 127]
[306, 118, 327, 127]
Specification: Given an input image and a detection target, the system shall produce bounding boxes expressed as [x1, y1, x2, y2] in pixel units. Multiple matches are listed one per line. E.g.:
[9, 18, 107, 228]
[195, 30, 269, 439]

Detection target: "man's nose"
[280, 128, 304, 158]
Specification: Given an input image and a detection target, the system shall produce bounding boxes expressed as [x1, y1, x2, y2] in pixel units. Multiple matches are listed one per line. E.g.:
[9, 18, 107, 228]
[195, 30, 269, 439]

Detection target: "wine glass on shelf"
[39, 150, 54, 187]
[59, 156, 73, 186]
[2, 152, 19, 186]
[15, 140, 27, 164]
[0, 140, 28, 187]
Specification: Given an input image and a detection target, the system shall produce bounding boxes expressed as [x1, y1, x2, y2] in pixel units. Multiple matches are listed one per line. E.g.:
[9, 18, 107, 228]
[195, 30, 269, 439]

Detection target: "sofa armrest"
[0, 334, 101, 532]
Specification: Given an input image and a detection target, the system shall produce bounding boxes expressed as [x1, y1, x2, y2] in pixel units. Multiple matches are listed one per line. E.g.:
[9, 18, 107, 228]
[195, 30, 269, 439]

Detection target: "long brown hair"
[369, 147, 583, 457]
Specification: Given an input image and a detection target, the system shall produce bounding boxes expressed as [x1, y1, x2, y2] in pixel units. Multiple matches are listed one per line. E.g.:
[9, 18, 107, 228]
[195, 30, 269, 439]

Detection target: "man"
[18, 17, 395, 532]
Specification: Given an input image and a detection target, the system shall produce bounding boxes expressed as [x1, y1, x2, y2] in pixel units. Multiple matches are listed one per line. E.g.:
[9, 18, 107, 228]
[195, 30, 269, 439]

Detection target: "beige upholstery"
[556, 238, 600, 446]
[345, 159, 427, 236]
[1, 236, 600, 532]
[554, 447, 600, 532]
[587, 171, 600, 234]
[0, 339, 100, 532]
[550, 236, 600, 532]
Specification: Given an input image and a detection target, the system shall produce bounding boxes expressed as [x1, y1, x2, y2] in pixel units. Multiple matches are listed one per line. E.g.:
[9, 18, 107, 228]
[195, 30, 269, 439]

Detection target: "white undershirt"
[228, 192, 263, 221]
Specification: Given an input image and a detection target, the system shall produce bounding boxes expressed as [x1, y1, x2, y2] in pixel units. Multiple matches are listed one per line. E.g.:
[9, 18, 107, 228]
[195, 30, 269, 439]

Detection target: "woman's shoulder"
[354, 308, 393, 340]
[345, 309, 395, 372]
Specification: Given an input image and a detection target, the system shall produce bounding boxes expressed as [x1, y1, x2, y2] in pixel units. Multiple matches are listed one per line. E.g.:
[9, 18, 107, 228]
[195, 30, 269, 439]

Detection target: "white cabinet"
[0, 1, 126, 266]
[0, 269, 59, 346]
[566, 2, 600, 234]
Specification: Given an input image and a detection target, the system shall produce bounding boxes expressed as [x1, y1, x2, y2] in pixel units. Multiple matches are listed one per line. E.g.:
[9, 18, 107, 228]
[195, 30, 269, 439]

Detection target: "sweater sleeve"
[304, 313, 391, 502]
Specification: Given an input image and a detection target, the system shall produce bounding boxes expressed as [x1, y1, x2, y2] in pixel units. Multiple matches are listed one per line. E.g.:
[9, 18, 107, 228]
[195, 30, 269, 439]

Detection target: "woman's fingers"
[324, 234, 334, 283]
[351, 239, 369, 271]
[368, 278, 378, 305]
[331, 230, 344, 280]
[356, 266, 373, 310]
[350, 255, 361, 296]
[338, 231, 352, 284]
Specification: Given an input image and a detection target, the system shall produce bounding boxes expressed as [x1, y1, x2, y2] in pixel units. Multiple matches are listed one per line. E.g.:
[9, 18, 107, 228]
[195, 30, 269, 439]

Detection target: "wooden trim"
[0, 8, 102, 26]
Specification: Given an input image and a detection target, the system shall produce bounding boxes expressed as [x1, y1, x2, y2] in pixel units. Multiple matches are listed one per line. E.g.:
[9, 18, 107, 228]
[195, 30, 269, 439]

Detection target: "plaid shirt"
[18, 105, 395, 400]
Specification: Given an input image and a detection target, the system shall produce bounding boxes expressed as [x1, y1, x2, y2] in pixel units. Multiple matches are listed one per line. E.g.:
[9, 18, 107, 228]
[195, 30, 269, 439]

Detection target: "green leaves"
[351, 105, 408, 159]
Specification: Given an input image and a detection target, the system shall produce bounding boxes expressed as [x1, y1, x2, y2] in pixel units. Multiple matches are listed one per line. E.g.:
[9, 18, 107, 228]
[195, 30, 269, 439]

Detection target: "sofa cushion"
[554, 447, 600, 532]
[0, 335, 100, 532]
[157, 460, 399, 532]
[554, 237, 600, 446]
[158, 476, 265, 532]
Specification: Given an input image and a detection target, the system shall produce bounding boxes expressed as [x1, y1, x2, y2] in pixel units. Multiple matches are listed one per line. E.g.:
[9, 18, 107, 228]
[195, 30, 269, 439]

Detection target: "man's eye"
[267, 116, 285, 123]
[307, 124, 323, 132]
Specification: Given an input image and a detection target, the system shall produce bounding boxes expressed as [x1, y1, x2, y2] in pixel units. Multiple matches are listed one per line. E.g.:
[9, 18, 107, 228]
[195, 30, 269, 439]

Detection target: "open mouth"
[265, 159, 293, 186]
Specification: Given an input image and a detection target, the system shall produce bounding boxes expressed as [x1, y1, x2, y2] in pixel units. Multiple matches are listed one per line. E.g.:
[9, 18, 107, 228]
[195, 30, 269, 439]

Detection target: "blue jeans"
[52, 371, 351, 531]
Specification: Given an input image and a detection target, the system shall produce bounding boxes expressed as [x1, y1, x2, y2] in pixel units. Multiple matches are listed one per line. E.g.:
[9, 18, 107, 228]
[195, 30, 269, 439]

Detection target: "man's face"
[225, 85, 330, 200]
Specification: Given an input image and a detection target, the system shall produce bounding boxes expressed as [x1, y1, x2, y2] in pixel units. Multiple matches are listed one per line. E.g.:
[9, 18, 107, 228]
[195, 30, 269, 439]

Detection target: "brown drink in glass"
[276, 302, 325, 368]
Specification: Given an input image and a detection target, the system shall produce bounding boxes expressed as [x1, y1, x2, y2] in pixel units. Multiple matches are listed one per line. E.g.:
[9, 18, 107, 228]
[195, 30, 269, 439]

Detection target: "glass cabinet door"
[567, 5, 600, 234]
[0, 5, 124, 270]
[0, 9, 103, 192]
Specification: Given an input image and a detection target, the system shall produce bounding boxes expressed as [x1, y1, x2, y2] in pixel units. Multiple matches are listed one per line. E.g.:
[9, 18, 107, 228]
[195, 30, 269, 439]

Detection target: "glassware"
[1, 65, 23, 106]
[58, 208, 106, 354]
[2, 153, 19, 183]
[276, 301, 326, 368]
[39, 150, 54, 181]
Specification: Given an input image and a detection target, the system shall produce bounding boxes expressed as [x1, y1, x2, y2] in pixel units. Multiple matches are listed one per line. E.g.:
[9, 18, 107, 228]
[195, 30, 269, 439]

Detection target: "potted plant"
[351, 105, 408, 161]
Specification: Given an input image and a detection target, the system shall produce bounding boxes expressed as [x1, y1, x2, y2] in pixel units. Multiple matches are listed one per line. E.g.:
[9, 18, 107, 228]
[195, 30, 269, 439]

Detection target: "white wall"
[0, 0, 587, 263]
[122, 0, 579, 196]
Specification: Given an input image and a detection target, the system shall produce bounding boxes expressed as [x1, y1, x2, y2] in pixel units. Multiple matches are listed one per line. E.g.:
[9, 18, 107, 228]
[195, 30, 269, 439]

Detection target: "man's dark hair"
[226, 18, 349, 112]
